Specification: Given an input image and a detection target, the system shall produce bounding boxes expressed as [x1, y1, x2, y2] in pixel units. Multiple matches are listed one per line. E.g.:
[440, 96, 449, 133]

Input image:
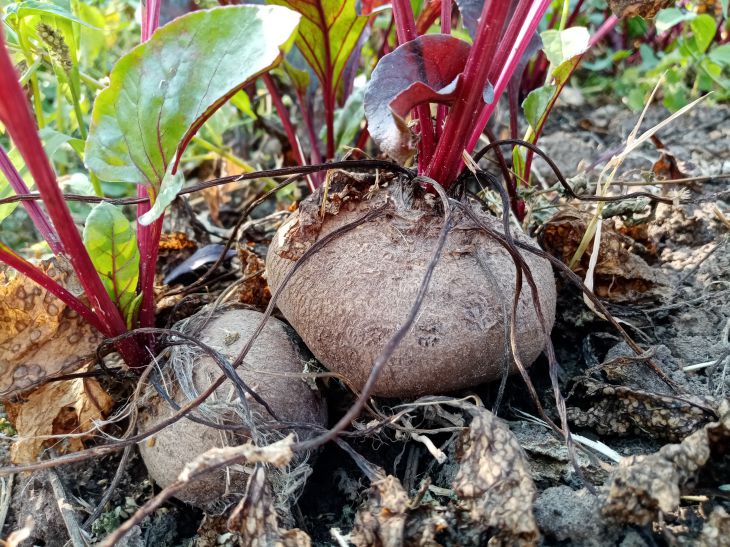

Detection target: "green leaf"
[4, 0, 99, 28]
[654, 8, 695, 33]
[281, 59, 311, 94]
[268, 0, 367, 99]
[230, 91, 257, 120]
[82, 202, 140, 319]
[709, 43, 730, 66]
[138, 169, 185, 226]
[85, 5, 300, 193]
[541, 27, 590, 67]
[723, 0, 729, 18]
[522, 85, 556, 130]
[690, 14, 717, 55]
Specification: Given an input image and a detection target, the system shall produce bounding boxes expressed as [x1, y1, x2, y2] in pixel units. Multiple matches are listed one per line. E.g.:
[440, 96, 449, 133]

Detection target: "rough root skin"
[138, 308, 327, 508]
[266, 178, 557, 398]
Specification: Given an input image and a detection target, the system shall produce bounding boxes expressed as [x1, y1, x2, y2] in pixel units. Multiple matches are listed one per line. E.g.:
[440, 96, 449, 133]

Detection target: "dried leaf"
[608, 0, 674, 18]
[350, 475, 409, 547]
[0, 258, 102, 398]
[158, 232, 197, 252]
[227, 464, 311, 547]
[453, 406, 540, 546]
[699, 506, 730, 547]
[7, 377, 113, 463]
[238, 247, 269, 308]
[602, 401, 730, 525]
[567, 376, 715, 442]
[540, 210, 666, 301]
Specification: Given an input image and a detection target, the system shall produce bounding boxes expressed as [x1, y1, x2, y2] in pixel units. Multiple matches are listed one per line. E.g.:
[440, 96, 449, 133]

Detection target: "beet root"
[138, 307, 327, 508]
[266, 181, 557, 398]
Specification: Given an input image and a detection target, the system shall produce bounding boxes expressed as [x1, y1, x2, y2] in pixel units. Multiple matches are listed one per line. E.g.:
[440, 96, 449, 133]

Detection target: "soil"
[2, 103, 729, 546]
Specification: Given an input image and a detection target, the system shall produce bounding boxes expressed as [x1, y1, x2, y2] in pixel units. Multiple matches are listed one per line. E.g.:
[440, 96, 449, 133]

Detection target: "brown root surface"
[138, 307, 327, 509]
[266, 177, 557, 397]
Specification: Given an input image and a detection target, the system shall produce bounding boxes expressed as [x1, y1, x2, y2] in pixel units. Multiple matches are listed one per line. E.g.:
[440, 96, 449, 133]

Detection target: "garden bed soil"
[2, 103, 729, 546]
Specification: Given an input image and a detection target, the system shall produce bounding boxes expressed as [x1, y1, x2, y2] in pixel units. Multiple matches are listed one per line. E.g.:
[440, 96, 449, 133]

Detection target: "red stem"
[465, 1, 552, 155]
[0, 29, 147, 366]
[296, 89, 322, 165]
[0, 145, 63, 254]
[135, 0, 162, 334]
[392, 0, 434, 173]
[0, 245, 104, 332]
[263, 75, 313, 191]
[0, 33, 124, 336]
[425, 0, 511, 185]
[436, 0, 452, 139]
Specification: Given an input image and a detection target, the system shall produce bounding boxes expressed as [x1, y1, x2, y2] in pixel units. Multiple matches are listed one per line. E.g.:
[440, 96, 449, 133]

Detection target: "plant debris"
[602, 401, 730, 525]
[5, 376, 113, 463]
[0, 258, 102, 397]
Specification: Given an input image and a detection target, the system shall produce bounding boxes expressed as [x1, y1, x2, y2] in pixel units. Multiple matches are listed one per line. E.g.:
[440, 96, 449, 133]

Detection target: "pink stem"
[519, 14, 618, 184]
[590, 14, 618, 47]
[0, 244, 104, 332]
[0, 145, 63, 254]
[425, 0, 513, 185]
[392, 0, 435, 172]
[263, 75, 314, 191]
[136, 0, 162, 332]
[436, 0, 452, 139]
[141, 0, 161, 42]
[465, 0, 552, 155]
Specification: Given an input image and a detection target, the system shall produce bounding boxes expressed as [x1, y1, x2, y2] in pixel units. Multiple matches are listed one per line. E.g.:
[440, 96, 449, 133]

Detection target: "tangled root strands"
[0, 208, 390, 476]
[473, 138, 693, 206]
[0, 159, 413, 208]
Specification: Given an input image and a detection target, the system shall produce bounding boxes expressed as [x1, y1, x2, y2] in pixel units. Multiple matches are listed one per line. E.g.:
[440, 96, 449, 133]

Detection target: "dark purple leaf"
[163, 245, 236, 285]
[364, 34, 471, 162]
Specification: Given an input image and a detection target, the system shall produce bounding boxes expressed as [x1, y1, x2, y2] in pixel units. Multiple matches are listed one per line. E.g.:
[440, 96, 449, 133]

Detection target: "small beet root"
[266, 178, 557, 398]
[138, 307, 327, 509]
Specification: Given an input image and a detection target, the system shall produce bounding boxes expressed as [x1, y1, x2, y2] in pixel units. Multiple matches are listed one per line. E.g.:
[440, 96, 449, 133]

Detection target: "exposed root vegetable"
[138, 307, 327, 510]
[266, 177, 557, 398]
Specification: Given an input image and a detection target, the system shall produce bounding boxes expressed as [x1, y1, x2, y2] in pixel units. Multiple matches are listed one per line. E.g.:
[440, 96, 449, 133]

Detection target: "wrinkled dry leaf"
[540, 210, 666, 301]
[608, 0, 674, 18]
[7, 377, 113, 463]
[0, 258, 102, 398]
[158, 232, 197, 252]
[567, 376, 714, 442]
[228, 464, 311, 547]
[237, 247, 269, 308]
[699, 506, 730, 547]
[602, 401, 729, 525]
[179, 436, 294, 483]
[453, 405, 540, 546]
[351, 475, 410, 547]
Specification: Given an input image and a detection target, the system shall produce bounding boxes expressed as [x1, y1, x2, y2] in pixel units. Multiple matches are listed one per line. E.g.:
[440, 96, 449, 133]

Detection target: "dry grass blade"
[569, 79, 708, 269]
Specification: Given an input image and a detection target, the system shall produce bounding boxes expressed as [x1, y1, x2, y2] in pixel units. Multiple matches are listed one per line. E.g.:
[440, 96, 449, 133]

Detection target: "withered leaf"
[238, 247, 269, 308]
[0, 258, 102, 398]
[227, 464, 311, 547]
[7, 376, 113, 463]
[453, 405, 540, 546]
[608, 0, 674, 18]
[539, 210, 666, 301]
[567, 376, 715, 442]
[602, 401, 730, 525]
[350, 475, 410, 547]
